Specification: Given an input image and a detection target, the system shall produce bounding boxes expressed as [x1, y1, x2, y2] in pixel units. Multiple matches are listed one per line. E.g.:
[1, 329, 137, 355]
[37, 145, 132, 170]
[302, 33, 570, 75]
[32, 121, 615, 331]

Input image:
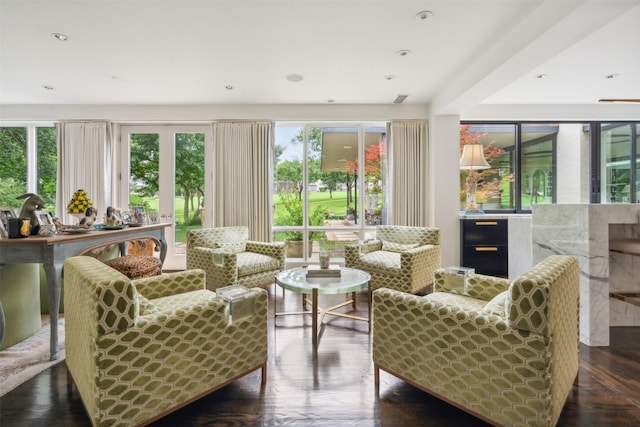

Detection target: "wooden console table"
[0, 223, 170, 359]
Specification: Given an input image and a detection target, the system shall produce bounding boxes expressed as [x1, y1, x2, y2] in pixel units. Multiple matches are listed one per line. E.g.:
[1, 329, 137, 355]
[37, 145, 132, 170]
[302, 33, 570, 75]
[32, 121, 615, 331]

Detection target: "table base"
[274, 285, 371, 347]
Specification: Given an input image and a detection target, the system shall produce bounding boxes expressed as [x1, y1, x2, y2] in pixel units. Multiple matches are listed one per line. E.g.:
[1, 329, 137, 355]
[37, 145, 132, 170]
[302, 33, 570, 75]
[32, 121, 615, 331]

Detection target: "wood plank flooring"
[1, 286, 640, 426]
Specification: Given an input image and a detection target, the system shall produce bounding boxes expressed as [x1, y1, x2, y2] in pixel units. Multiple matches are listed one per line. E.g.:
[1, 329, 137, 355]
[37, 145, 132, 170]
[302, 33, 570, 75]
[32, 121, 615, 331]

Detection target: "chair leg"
[261, 363, 267, 383]
[374, 364, 380, 386]
[66, 367, 74, 393]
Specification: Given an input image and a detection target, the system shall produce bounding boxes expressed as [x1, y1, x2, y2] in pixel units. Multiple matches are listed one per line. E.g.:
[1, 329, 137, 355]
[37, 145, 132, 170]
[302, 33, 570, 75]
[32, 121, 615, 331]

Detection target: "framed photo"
[0, 206, 16, 239]
[129, 205, 147, 224]
[35, 210, 54, 226]
[147, 210, 159, 224]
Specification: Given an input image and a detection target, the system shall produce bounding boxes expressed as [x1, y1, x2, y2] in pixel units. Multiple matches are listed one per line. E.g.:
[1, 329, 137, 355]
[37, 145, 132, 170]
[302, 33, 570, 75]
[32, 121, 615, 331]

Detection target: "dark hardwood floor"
[1, 286, 640, 426]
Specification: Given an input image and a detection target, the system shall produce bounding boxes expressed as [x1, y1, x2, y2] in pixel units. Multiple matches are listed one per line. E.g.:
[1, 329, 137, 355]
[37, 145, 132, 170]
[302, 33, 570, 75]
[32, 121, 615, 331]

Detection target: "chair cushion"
[105, 255, 162, 279]
[481, 291, 508, 317]
[358, 251, 401, 274]
[135, 294, 159, 316]
[381, 241, 418, 253]
[237, 252, 281, 277]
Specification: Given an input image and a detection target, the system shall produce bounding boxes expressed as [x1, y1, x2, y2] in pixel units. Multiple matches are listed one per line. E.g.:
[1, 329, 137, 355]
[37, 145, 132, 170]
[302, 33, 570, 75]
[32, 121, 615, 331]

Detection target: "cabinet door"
[461, 219, 509, 277]
[462, 245, 508, 277]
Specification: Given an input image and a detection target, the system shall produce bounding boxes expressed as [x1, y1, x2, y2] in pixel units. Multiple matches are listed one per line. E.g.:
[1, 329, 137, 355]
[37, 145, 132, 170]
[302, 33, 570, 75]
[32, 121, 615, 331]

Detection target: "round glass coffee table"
[274, 267, 371, 347]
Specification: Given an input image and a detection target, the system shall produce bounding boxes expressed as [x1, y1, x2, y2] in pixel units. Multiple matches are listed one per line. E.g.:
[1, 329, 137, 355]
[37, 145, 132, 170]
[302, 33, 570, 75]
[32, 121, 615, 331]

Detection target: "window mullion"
[26, 125, 37, 193]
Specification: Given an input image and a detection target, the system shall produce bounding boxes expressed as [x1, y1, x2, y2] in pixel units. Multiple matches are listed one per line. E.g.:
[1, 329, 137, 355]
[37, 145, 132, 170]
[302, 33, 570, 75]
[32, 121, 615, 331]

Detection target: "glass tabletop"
[275, 267, 371, 295]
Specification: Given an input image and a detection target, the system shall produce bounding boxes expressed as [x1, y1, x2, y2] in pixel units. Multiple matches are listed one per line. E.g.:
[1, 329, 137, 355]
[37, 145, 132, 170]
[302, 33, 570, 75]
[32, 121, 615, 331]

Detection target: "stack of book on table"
[306, 265, 342, 278]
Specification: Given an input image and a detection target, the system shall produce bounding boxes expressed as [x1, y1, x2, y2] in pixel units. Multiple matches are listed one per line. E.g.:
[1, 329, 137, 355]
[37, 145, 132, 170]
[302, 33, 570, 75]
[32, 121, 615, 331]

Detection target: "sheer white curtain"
[56, 121, 114, 225]
[387, 120, 429, 226]
[211, 121, 274, 241]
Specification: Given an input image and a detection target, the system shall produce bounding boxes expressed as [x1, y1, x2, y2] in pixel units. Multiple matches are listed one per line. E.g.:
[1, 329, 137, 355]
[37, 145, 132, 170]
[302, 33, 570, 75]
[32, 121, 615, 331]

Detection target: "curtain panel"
[388, 120, 429, 226]
[211, 121, 274, 241]
[56, 122, 114, 225]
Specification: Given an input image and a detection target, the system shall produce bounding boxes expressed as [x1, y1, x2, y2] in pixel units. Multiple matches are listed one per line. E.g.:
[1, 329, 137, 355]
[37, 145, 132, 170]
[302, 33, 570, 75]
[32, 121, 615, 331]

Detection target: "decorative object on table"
[306, 264, 341, 278]
[459, 144, 491, 215]
[16, 193, 45, 235]
[35, 210, 56, 235]
[147, 210, 159, 224]
[66, 189, 94, 225]
[104, 206, 124, 227]
[129, 205, 147, 225]
[216, 284, 256, 324]
[319, 250, 331, 269]
[78, 207, 98, 229]
[7, 218, 30, 238]
[0, 206, 15, 239]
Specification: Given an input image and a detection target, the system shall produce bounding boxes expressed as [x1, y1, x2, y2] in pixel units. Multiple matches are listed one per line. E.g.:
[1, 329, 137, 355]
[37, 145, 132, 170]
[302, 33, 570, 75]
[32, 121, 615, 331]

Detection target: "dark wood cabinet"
[460, 218, 508, 277]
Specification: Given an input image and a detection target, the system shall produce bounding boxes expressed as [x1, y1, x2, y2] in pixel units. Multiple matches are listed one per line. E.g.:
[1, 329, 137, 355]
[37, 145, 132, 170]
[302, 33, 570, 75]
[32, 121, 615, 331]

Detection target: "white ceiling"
[1, 0, 639, 114]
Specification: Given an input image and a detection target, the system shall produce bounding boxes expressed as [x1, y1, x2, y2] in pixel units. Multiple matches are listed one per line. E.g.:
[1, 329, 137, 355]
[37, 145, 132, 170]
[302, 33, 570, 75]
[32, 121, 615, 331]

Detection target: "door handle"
[475, 247, 498, 252]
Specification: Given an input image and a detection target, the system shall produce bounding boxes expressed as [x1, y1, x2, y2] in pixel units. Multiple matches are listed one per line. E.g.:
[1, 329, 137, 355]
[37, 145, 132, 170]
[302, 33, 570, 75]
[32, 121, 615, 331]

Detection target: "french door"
[119, 125, 211, 270]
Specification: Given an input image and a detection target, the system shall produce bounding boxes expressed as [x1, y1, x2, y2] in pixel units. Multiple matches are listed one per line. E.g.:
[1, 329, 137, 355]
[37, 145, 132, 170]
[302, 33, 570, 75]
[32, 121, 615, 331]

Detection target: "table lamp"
[460, 144, 490, 214]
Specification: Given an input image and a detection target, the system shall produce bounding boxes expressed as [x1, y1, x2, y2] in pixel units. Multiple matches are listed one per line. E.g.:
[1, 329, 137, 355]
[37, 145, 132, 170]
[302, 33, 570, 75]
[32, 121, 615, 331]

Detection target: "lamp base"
[462, 208, 485, 215]
[462, 203, 485, 215]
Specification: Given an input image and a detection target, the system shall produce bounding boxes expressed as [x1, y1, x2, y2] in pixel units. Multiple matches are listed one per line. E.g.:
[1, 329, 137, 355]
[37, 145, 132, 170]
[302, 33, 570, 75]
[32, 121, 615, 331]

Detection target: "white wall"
[430, 115, 462, 268]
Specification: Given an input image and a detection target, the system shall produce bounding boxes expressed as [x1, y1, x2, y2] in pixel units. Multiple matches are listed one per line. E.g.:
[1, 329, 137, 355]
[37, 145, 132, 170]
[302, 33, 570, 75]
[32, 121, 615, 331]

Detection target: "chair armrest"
[362, 239, 382, 254]
[433, 269, 509, 301]
[188, 246, 238, 269]
[345, 240, 382, 260]
[399, 244, 441, 279]
[132, 269, 206, 300]
[246, 241, 285, 264]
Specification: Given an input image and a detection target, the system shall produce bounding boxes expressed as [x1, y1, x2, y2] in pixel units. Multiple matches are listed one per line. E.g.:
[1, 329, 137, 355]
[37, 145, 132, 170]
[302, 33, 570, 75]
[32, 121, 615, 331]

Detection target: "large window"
[0, 125, 57, 214]
[273, 123, 387, 263]
[460, 122, 592, 212]
[600, 123, 640, 203]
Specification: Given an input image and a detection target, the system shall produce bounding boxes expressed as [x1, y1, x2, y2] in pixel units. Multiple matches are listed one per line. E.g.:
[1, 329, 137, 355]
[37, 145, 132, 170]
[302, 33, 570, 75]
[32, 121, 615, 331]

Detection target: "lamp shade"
[459, 144, 490, 170]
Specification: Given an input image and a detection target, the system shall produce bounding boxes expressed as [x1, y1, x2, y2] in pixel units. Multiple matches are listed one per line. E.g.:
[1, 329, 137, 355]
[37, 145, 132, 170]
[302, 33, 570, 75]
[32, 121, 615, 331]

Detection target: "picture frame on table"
[0, 206, 16, 239]
[35, 210, 54, 226]
[129, 205, 147, 225]
[147, 210, 159, 224]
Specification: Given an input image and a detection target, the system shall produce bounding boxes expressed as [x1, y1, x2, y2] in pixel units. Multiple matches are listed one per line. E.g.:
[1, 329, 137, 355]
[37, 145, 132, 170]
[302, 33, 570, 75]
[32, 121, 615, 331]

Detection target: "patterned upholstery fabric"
[64, 256, 268, 427]
[373, 255, 580, 427]
[104, 254, 162, 279]
[345, 225, 441, 294]
[186, 227, 285, 291]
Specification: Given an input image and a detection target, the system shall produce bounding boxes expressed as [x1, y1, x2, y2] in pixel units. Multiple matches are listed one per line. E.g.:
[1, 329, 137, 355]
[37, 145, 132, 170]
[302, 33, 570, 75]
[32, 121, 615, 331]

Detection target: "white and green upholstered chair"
[373, 255, 580, 427]
[186, 226, 285, 291]
[345, 225, 441, 294]
[64, 255, 268, 427]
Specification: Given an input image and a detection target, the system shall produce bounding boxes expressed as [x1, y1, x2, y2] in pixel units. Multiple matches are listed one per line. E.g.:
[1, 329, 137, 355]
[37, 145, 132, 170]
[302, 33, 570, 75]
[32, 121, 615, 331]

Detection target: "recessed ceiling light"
[43, 85, 54, 90]
[415, 11, 433, 21]
[225, 85, 233, 90]
[286, 74, 303, 83]
[327, 99, 334, 103]
[52, 33, 68, 41]
[396, 49, 411, 57]
[535, 74, 547, 79]
[384, 75, 395, 80]
[605, 74, 619, 79]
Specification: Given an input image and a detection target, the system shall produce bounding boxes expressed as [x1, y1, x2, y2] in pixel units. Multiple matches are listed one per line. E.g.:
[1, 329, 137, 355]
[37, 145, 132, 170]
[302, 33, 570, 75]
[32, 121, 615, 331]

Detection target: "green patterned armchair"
[345, 225, 440, 294]
[64, 255, 268, 427]
[373, 255, 579, 427]
[186, 226, 285, 291]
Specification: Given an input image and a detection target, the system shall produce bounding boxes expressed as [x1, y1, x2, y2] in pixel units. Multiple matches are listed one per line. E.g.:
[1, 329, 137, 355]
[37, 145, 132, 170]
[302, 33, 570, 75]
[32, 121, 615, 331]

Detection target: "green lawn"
[134, 190, 367, 243]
